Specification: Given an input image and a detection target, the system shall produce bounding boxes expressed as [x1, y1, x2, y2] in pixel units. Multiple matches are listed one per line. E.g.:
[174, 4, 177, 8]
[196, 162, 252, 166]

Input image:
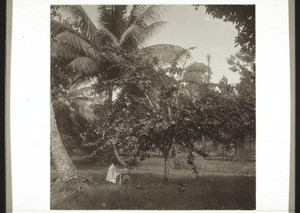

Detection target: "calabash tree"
[50, 4, 189, 179]
[94, 49, 212, 183]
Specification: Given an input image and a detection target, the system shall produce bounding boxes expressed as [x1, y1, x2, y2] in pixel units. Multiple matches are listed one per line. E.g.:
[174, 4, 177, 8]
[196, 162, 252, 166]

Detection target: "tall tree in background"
[180, 62, 211, 149]
[195, 4, 256, 147]
[227, 52, 255, 145]
[181, 62, 210, 101]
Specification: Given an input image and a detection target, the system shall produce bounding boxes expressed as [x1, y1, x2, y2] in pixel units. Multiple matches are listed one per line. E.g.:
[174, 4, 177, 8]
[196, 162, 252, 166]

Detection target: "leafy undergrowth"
[51, 157, 255, 210]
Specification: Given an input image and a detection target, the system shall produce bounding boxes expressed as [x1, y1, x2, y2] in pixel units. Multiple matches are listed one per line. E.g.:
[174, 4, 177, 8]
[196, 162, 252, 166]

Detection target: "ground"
[51, 156, 255, 210]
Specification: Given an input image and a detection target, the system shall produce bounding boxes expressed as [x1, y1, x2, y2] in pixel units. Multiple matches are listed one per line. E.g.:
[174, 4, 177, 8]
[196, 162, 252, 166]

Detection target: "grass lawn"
[51, 157, 255, 210]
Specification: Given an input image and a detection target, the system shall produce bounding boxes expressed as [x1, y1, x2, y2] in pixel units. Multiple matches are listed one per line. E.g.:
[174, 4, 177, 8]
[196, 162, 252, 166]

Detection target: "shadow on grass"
[51, 171, 255, 210]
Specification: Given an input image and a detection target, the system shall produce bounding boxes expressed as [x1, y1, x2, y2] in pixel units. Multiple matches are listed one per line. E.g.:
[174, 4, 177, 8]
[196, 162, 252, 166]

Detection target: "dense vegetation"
[50, 4, 255, 201]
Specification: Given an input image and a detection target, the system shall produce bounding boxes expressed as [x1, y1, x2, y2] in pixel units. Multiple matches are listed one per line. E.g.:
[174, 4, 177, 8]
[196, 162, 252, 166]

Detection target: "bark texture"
[51, 102, 78, 181]
[164, 155, 170, 183]
[163, 146, 172, 184]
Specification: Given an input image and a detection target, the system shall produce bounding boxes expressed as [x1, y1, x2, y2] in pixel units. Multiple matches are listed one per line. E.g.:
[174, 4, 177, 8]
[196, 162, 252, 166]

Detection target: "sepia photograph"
[50, 4, 256, 210]
[7, 0, 294, 211]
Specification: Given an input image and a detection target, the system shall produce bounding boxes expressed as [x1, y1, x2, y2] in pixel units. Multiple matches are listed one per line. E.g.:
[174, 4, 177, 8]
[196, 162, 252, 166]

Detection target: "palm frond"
[66, 55, 109, 93]
[51, 41, 82, 60]
[118, 24, 144, 47]
[129, 5, 148, 22]
[51, 20, 77, 37]
[67, 75, 97, 93]
[69, 84, 106, 105]
[170, 47, 194, 68]
[137, 44, 187, 65]
[127, 5, 139, 25]
[51, 19, 98, 47]
[62, 5, 97, 36]
[51, 19, 97, 50]
[138, 21, 167, 46]
[66, 57, 102, 76]
[70, 99, 98, 123]
[97, 5, 127, 39]
[131, 5, 168, 27]
[94, 28, 119, 46]
[55, 32, 100, 60]
[67, 80, 95, 98]
[97, 6, 111, 28]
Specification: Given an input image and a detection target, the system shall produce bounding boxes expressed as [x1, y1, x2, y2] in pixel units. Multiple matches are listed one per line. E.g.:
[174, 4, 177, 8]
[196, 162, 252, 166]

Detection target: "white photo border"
[9, 0, 291, 212]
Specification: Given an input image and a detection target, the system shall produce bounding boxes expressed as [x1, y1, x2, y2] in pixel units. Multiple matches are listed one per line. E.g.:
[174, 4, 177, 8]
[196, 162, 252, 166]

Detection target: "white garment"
[106, 164, 121, 184]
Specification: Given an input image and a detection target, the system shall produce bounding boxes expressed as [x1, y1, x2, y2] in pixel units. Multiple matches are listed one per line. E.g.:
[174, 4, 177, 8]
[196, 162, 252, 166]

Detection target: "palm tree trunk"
[51, 101, 78, 181]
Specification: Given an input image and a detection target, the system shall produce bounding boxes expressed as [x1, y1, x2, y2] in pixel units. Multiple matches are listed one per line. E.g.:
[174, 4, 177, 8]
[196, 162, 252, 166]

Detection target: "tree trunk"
[242, 137, 245, 148]
[163, 147, 172, 184]
[167, 106, 171, 117]
[164, 154, 170, 184]
[234, 142, 238, 155]
[249, 134, 252, 149]
[108, 87, 113, 103]
[113, 143, 126, 167]
[51, 101, 78, 181]
[106, 86, 127, 167]
[163, 106, 172, 184]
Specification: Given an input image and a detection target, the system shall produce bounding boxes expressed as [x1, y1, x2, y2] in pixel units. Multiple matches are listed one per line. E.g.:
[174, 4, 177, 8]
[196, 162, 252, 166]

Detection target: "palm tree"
[51, 101, 79, 181]
[50, 5, 190, 178]
[52, 5, 188, 85]
[50, 61, 100, 181]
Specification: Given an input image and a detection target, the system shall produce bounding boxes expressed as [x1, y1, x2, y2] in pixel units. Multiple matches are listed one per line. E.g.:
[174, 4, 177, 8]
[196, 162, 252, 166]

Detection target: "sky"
[82, 5, 241, 84]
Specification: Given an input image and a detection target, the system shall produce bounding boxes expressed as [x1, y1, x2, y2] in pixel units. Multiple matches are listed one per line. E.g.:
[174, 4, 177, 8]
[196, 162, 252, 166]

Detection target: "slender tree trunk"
[249, 135, 251, 149]
[51, 101, 78, 181]
[163, 106, 173, 184]
[164, 154, 170, 184]
[113, 143, 126, 167]
[167, 106, 171, 118]
[163, 146, 172, 184]
[234, 142, 238, 155]
[242, 137, 245, 148]
[107, 86, 127, 167]
[108, 87, 113, 103]
[202, 135, 205, 148]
